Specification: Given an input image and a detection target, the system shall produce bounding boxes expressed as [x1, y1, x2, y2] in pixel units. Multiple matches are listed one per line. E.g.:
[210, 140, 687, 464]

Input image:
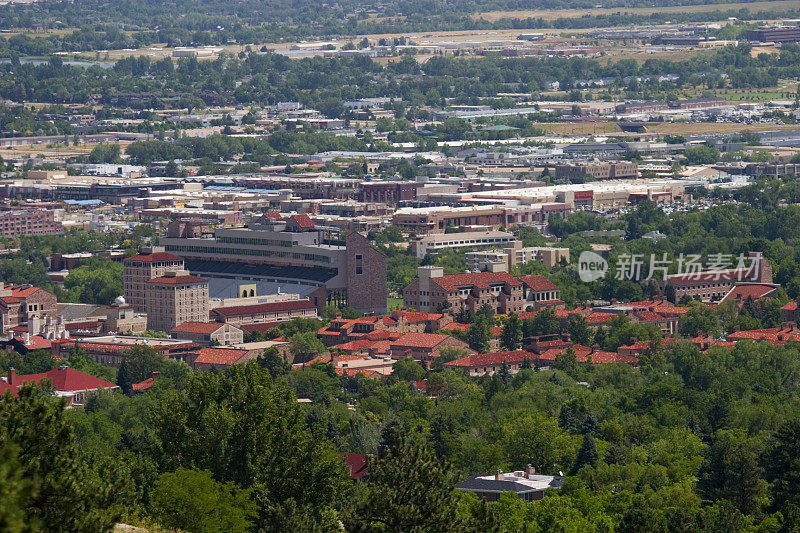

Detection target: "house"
[343, 453, 369, 480]
[0, 365, 118, 406]
[445, 350, 535, 376]
[718, 283, 779, 309]
[781, 300, 799, 322]
[171, 321, 244, 346]
[0, 283, 58, 335]
[518, 275, 562, 311]
[185, 347, 259, 371]
[456, 467, 563, 502]
[403, 267, 524, 315]
[316, 310, 452, 346]
[387, 332, 471, 361]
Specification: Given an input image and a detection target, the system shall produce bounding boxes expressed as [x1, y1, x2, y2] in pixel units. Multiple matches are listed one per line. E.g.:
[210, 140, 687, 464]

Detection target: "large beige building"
[123, 247, 185, 313]
[145, 270, 210, 332]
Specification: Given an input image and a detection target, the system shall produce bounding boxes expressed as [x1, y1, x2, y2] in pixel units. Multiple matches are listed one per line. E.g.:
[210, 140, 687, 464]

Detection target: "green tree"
[570, 433, 599, 475]
[87, 142, 122, 164]
[500, 313, 522, 351]
[766, 418, 800, 511]
[697, 430, 766, 515]
[343, 432, 463, 532]
[0, 383, 132, 531]
[392, 358, 426, 382]
[149, 468, 256, 533]
[147, 363, 348, 531]
[566, 313, 592, 346]
[288, 331, 326, 361]
[684, 145, 720, 165]
[257, 346, 290, 378]
[466, 315, 492, 353]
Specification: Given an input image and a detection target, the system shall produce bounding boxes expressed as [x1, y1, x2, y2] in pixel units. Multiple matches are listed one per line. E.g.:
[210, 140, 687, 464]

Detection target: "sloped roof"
[211, 300, 315, 317]
[171, 321, 226, 334]
[193, 347, 248, 365]
[124, 252, 183, 262]
[446, 350, 535, 368]
[431, 272, 521, 292]
[518, 275, 559, 292]
[2, 366, 117, 396]
[391, 332, 453, 348]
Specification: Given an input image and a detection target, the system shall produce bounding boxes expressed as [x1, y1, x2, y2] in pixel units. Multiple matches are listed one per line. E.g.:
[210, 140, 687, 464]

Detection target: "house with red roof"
[0, 283, 57, 335]
[518, 275, 563, 312]
[781, 300, 800, 323]
[211, 299, 317, 326]
[317, 310, 452, 346]
[171, 321, 244, 346]
[719, 283, 779, 309]
[446, 350, 536, 376]
[665, 252, 772, 303]
[403, 266, 524, 315]
[0, 365, 118, 406]
[185, 347, 259, 371]
[726, 323, 800, 345]
[388, 332, 472, 361]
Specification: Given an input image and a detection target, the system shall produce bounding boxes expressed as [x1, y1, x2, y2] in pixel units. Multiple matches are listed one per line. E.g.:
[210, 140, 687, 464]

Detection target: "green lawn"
[387, 297, 404, 312]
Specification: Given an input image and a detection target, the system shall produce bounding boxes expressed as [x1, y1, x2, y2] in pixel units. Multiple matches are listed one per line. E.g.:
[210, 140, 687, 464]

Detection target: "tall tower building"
[123, 247, 185, 313]
[145, 270, 209, 332]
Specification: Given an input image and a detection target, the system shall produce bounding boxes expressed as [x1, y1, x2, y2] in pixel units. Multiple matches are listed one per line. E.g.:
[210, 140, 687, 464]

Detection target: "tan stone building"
[145, 270, 209, 332]
[171, 321, 244, 346]
[123, 247, 185, 313]
[402, 266, 524, 315]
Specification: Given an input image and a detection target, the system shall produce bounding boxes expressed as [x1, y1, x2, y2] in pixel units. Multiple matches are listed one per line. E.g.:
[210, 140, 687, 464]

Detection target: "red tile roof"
[446, 350, 535, 368]
[441, 322, 470, 332]
[131, 377, 155, 391]
[1, 366, 116, 396]
[720, 283, 777, 304]
[193, 347, 248, 365]
[211, 300, 315, 317]
[782, 302, 798, 311]
[619, 340, 653, 351]
[13, 335, 52, 350]
[431, 272, 521, 292]
[344, 453, 369, 480]
[391, 332, 452, 348]
[171, 321, 225, 334]
[585, 312, 617, 324]
[124, 252, 183, 263]
[10, 286, 41, 298]
[537, 345, 639, 364]
[518, 275, 559, 292]
[148, 274, 207, 285]
[290, 213, 315, 229]
[635, 310, 665, 323]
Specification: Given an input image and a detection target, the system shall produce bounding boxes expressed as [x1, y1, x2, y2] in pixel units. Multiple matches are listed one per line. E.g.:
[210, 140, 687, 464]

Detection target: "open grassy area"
[387, 297, 405, 312]
[472, 0, 800, 21]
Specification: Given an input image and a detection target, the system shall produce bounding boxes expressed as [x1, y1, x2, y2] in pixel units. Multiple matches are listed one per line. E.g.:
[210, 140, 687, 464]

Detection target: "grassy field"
[472, 0, 800, 21]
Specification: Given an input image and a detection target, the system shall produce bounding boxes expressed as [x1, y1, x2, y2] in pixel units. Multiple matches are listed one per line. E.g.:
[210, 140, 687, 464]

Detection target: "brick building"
[209, 300, 317, 326]
[666, 252, 773, 303]
[170, 321, 244, 345]
[145, 270, 210, 332]
[0, 284, 57, 335]
[554, 162, 638, 182]
[361, 181, 419, 203]
[0, 208, 63, 237]
[123, 247, 185, 313]
[403, 267, 525, 315]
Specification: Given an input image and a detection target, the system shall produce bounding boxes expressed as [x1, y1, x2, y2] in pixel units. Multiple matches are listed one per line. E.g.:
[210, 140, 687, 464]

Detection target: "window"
[355, 254, 363, 275]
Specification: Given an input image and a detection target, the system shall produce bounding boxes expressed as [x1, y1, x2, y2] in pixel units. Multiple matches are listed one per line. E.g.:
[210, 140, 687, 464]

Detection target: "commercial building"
[161, 214, 387, 314]
[465, 242, 570, 272]
[392, 204, 570, 235]
[411, 231, 516, 259]
[554, 162, 638, 181]
[145, 270, 210, 332]
[123, 248, 186, 313]
[0, 208, 63, 237]
[403, 267, 525, 315]
[745, 26, 800, 43]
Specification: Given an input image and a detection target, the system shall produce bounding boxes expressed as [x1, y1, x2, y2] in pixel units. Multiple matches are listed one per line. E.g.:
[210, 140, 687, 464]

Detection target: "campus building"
[123, 248, 185, 313]
[145, 270, 210, 332]
[161, 214, 387, 314]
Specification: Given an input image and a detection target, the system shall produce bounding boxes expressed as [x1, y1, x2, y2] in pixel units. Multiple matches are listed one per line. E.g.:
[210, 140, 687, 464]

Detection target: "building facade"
[123, 247, 185, 313]
[145, 270, 210, 332]
[403, 267, 525, 315]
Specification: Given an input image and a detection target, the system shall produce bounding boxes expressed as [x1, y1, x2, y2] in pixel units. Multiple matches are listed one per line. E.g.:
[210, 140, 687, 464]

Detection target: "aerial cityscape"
[3, 0, 800, 530]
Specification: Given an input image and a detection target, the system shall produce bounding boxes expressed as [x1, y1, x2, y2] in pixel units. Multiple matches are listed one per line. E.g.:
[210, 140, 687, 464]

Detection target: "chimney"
[525, 464, 536, 478]
[630, 336, 637, 345]
[7, 367, 15, 386]
[331, 351, 339, 367]
[151, 370, 161, 379]
[561, 333, 570, 342]
[495, 469, 505, 481]
[734, 325, 741, 332]
[591, 344, 599, 353]
[610, 298, 617, 305]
